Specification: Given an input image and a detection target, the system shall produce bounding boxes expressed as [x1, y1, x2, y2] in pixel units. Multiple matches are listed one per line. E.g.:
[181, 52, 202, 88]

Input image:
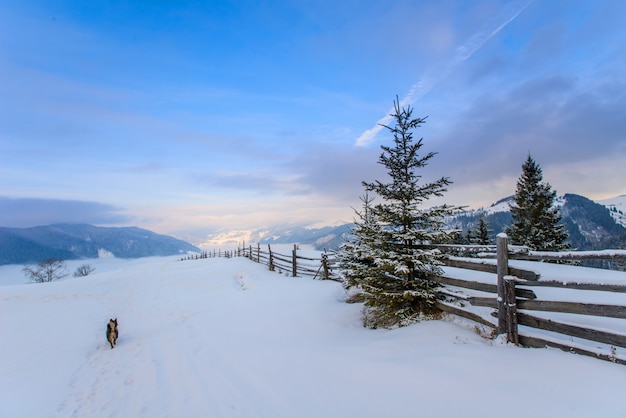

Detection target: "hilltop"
[1, 255, 625, 417]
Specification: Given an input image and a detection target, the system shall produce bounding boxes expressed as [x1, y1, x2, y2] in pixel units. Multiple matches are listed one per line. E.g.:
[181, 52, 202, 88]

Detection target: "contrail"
[355, 0, 533, 147]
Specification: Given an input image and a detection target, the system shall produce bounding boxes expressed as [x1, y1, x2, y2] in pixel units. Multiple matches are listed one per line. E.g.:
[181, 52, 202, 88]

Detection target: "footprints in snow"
[235, 273, 253, 291]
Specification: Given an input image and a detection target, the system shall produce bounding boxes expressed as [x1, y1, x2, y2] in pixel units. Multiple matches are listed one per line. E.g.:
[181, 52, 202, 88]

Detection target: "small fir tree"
[506, 155, 569, 251]
[340, 97, 457, 328]
[474, 213, 492, 245]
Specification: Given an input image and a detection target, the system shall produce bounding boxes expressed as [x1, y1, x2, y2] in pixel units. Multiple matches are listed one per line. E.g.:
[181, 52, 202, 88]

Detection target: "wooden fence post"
[292, 244, 297, 277]
[321, 253, 329, 280]
[268, 245, 275, 271]
[256, 244, 260, 263]
[504, 277, 519, 345]
[496, 233, 509, 334]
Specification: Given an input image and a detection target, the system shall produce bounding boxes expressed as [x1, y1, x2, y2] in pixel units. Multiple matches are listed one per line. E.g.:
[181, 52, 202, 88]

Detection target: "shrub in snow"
[73, 264, 95, 277]
[22, 258, 68, 283]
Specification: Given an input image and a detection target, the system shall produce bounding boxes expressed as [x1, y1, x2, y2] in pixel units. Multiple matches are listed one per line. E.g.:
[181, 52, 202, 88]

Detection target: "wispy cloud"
[355, 0, 534, 147]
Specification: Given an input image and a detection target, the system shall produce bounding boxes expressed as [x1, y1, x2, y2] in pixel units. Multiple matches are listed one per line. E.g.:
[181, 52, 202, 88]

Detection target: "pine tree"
[338, 193, 387, 291]
[506, 154, 569, 251]
[474, 213, 492, 245]
[465, 227, 474, 245]
[340, 97, 457, 328]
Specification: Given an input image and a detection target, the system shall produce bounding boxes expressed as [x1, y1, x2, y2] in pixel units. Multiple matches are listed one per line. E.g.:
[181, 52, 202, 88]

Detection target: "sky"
[1, 0, 625, 244]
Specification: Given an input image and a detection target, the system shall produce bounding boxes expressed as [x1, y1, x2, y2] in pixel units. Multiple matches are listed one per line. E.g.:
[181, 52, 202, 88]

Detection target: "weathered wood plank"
[445, 258, 497, 274]
[508, 266, 540, 281]
[431, 275, 537, 299]
[435, 301, 496, 330]
[516, 280, 626, 293]
[468, 296, 499, 309]
[444, 258, 539, 281]
[514, 287, 537, 300]
[436, 288, 470, 300]
[294, 254, 320, 261]
[518, 334, 626, 366]
[271, 253, 292, 263]
[504, 278, 519, 345]
[517, 299, 626, 319]
[511, 250, 626, 261]
[517, 312, 626, 348]
[430, 275, 497, 293]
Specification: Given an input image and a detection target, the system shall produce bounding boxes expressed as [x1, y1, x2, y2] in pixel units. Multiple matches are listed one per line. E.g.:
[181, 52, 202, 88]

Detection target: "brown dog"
[106, 318, 118, 349]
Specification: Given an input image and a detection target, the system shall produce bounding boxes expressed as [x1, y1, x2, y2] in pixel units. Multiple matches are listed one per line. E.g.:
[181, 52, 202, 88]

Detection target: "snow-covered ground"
[1, 255, 626, 418]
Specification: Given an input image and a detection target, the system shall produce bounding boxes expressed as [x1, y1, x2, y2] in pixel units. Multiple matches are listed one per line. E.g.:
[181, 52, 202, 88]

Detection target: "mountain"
[597, 195, 626, 228]
[257, 224, 352, 251]
[250, 194, 626, 252]
[0, 224, 200, 265]
[448, 193, 626, 250]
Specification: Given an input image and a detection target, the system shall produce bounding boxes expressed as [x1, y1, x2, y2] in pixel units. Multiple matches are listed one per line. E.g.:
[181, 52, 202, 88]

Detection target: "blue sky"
[1, 0, 625, 243]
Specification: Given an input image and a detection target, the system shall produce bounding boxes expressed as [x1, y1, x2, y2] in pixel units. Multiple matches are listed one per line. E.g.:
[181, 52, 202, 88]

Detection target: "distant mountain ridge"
[250, 194, 626, 251]
[450, 194, 626, 250]
[0, 224, 200, 265]
[257, 224, 352, 251]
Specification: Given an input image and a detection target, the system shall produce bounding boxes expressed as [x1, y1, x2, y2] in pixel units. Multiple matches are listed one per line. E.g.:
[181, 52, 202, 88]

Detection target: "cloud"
[355, 0, 533, 147]
[0, 197, 130, 228]
[285, 143, 384, 200]
[421, 72, 626, 209]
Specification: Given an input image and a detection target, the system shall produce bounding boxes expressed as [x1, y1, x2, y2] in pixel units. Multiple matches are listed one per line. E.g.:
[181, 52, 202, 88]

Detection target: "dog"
[106, 318, 118, 349]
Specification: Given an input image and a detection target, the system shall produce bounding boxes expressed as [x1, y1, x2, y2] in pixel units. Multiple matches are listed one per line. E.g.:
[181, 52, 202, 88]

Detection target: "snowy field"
[1, 255, 626, 418]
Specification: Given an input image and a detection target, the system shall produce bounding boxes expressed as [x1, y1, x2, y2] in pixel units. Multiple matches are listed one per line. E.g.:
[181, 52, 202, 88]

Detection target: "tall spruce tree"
[506, 155, 569, 251]
[339, 97, 456, 328]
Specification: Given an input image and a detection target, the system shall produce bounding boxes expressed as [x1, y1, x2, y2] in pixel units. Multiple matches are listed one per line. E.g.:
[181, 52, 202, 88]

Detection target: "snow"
[597, 194, 626, 228]
[1, 255, 626, 417]
[482, 197, 513, 215]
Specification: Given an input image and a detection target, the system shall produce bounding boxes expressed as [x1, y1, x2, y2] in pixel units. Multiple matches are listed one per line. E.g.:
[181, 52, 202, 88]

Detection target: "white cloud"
[355, 0, 533, 147]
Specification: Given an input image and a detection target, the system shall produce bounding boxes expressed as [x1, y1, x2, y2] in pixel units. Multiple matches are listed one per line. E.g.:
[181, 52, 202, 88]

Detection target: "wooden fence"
[239, 244, 340, 281]
[435, 234, 626, 365]
[188, 236, 626, 365]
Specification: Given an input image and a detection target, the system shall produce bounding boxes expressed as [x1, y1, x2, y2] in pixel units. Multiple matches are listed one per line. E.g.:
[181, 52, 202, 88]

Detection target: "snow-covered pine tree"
[506, 154, 569, 251]
[341, 97, 456, 328]
[474, 213, 492, 245]
[338, 193, 387, 292]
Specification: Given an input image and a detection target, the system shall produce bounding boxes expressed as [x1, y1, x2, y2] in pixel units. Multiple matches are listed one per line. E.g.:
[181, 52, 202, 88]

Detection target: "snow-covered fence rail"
[238, 244, 339, 281]
[431, 234, 626, 365]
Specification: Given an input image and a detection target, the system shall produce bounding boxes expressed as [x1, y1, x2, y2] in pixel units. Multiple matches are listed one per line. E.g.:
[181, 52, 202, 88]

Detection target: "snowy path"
[2, 256, 626, 417]
[50, 260, 293, 417]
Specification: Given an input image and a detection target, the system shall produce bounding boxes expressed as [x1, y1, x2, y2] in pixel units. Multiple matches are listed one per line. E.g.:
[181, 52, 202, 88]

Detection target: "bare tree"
[73, 264, 96, 277]
[22, 258, 68, 283]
